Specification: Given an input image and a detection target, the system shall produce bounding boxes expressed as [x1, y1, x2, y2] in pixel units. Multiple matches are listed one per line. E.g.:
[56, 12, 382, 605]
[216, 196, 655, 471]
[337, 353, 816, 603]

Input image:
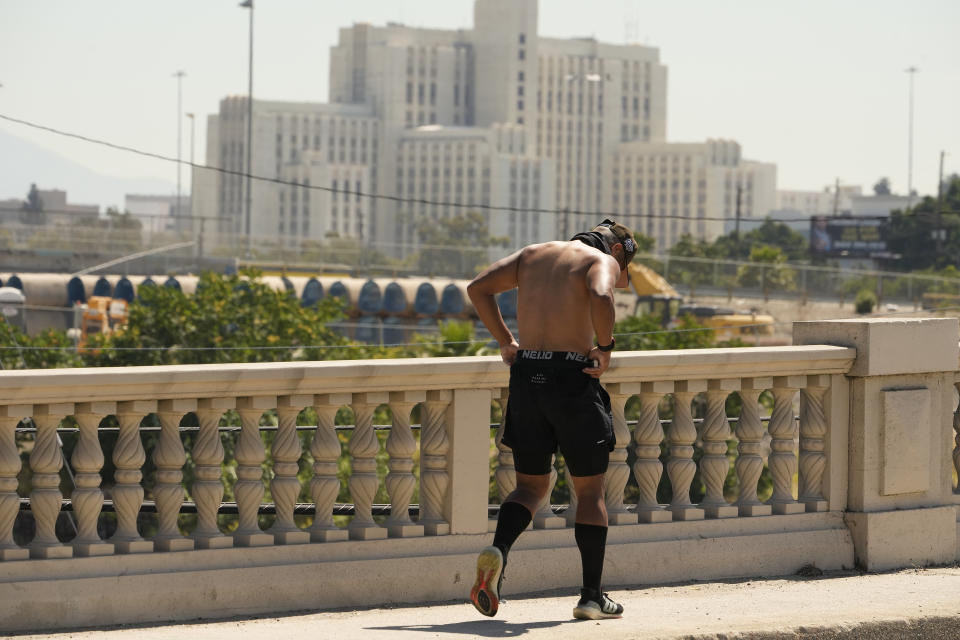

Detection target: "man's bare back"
[467, 236, 625, 378]
[515, 241, 617, 353]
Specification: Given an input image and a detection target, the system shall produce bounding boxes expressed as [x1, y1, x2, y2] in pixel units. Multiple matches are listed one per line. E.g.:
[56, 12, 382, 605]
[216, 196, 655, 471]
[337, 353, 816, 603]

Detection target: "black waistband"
[515, 350, 593, 366]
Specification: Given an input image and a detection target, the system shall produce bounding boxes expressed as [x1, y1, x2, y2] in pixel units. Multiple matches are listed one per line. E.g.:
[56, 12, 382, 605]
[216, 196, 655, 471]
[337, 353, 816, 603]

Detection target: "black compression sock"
[574, 522, 608, 595]
[492, 501, 533, 559]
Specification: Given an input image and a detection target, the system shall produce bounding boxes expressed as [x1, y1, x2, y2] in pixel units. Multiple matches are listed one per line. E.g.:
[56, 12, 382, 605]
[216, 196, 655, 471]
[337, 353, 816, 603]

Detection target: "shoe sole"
[469, 547, 502, 617]
[573, 605, 623, 620]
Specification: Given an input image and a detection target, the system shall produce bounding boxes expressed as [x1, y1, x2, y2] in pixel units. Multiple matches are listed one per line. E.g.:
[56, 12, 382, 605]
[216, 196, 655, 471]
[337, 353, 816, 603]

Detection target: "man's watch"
[596, 338, 615, 352]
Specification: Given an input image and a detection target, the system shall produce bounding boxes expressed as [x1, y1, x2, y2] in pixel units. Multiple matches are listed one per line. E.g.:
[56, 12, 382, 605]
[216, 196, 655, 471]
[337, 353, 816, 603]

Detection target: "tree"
[20, 183, 45, 225]
[873, 177, 891, 196]
[884, 175, 960, 271]
[412, 211, 509, 278]
[0, 320, 82, 369]
[614, 313, 717, 351]
[84, 269, 358, 366]
[736, 246, 796, 300]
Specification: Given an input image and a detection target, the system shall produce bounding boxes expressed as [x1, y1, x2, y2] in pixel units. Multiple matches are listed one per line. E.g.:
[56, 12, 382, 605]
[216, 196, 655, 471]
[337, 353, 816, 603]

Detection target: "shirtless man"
[466, 219, 637, 620]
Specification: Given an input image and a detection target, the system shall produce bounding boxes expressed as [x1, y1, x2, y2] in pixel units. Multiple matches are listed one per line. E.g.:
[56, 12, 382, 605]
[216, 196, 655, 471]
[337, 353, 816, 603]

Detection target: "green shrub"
[854, 289, 877, 314]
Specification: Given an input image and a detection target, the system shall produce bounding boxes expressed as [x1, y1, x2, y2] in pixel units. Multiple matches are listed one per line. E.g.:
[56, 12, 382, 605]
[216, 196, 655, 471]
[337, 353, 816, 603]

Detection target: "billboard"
[809, 216, 889, 257]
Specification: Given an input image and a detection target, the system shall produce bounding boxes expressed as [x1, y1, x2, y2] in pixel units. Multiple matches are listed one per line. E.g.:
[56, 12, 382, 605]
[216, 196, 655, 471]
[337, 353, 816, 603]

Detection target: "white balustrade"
[385, 391, 425, 537]
[735, 379, 773, 517]
[308, 394, 350, 542]
[192, 397, 234, 549]
[493, 389, 516, 528]
[953, 379, 960, 495]
[0, 405, 30, 560]
[798, 376, 829, 512]
[604, 384, 637, 525]
[767, 377, 806, 515]
[234, 396, 274, 547]
[29, 403, 74, 558]
[269, 395, 311, 544]
[0, 343, 862, 571]
[533, 453, 564, 529]
[632, 382, 672, 523]
[72, 402, 114, 556]
[419, 390, 451, 536]
[347, 392, 388, 540]
[699, 379, 739, 518]
[154, 399, 195, 552]
[666, 381, 705, 521]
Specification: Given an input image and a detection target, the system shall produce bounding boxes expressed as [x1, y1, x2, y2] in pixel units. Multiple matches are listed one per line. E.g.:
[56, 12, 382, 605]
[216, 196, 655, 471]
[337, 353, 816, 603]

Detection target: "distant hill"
[0, 129, 176, 210]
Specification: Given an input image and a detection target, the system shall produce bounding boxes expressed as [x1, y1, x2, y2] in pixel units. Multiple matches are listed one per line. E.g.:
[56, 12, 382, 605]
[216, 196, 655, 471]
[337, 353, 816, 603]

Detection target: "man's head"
[589, 219, 637, 288]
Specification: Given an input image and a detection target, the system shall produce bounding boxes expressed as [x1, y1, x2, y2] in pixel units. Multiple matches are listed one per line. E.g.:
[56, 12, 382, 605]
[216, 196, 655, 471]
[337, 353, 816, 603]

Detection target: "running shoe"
[469, 545, 504, 617]
[573, 588, 624, 620]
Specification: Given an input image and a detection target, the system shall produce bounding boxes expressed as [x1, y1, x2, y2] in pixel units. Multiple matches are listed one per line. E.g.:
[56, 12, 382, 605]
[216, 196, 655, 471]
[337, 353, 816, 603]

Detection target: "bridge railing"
[0, 317, 957, 632]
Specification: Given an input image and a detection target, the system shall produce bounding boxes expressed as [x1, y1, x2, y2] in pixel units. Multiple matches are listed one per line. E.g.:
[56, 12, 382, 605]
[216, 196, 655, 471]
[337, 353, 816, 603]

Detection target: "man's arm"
[582, 255, 620, 378]
[467, 249, 523, 364]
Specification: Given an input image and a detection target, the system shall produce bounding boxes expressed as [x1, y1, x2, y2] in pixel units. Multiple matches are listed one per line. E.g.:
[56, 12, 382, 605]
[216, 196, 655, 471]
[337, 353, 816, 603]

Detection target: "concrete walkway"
[10, 566, 960, 639]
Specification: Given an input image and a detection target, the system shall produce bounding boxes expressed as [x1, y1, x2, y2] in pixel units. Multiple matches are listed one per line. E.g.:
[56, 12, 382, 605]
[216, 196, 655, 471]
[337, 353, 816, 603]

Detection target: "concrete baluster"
[385, 391, 425, 537]
[269, 395, 310, 544]
[563, 457, 579, 527]
[604, 383, 639, 524]
[111, 400, 155, 554]
[633, 382, 672, 523]
[799, 376, 830, 512]
[533, 454, 565, 529]
[735, 379, 773, 517]
[419, 390, 451, 536]
[493, 389, 516, 529]
[665, 381, 705, 521]
[767, 376, 806, 515]
[29, 403, 74, 558]
[308, 393, 350, 542]
[233, 396, 274, 547]
[953, 380, 960, 495]
[72, 402, 115, 556]
[700, 379, 739, 518]
[153, 399, 195, 552]
[192, 397, 234, 549]
[0, 405, 31, 560]
[348, 392, 389, 540]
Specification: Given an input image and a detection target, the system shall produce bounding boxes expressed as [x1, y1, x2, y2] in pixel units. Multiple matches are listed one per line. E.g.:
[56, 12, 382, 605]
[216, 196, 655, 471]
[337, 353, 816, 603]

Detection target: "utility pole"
[734, 183, 742, 254]
[905, 66, 918, 210]
[935, 150, 946, 261]
[173, 71, 186, 222]
[832, 177, 840, 217]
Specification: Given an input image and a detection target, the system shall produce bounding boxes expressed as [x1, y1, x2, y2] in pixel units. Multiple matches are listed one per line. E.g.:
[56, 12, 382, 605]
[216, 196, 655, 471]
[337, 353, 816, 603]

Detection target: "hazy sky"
[1, 0, 957, 209]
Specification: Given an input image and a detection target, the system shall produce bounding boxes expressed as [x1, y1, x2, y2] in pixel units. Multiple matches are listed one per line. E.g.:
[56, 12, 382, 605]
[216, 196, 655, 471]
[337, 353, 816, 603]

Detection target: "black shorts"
[502, 350, 614, 477]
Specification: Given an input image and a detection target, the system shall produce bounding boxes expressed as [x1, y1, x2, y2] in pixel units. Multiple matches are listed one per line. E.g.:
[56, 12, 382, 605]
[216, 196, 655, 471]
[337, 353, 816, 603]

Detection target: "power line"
[1, 112, 833, 225]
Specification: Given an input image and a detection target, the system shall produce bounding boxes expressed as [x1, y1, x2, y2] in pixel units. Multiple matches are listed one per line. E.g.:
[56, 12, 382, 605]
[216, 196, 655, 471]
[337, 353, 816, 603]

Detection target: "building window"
[518, 49, 525, 61]
[518, 100, 524, 111]
[518, 33, 525, 44]
[518, 71, 525, 82]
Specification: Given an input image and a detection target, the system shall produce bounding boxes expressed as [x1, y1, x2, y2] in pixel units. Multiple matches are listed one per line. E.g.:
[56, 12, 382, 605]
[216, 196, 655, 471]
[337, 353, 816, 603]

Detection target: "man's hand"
[500, 341, 519, 366]
[582, 347, 611, 378]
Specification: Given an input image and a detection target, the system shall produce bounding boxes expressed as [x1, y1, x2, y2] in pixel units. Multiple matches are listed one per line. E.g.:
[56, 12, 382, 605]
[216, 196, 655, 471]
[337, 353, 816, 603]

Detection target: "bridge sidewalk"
[10, 566, 960, 639]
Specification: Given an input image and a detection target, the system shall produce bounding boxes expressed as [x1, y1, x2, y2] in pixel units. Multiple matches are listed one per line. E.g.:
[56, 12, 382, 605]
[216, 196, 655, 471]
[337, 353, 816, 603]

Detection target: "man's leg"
[571, 473, 608, 592]
[571, 473, 622, 619]
[494, 471, 550, 557]
[472, 471, 550, 617]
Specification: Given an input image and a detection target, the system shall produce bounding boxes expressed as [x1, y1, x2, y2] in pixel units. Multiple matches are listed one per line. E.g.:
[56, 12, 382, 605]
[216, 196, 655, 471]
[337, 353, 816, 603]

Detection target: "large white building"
[193, 0, 776, 256]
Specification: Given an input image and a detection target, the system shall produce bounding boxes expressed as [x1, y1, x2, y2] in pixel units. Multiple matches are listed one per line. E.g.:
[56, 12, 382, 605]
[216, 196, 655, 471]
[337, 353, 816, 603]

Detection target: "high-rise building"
[193, 0, 776, 258]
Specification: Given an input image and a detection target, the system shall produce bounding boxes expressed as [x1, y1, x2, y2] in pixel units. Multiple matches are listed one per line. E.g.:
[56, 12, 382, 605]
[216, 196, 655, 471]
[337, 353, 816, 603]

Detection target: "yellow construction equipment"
[627, 263, 777, 344]
[77, 296, 128, 354]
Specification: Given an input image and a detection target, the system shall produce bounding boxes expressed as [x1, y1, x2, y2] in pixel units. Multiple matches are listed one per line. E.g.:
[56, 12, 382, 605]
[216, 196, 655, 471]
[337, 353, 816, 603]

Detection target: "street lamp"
[174, 71, 186, 221]
[240, 0, 254, 257]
